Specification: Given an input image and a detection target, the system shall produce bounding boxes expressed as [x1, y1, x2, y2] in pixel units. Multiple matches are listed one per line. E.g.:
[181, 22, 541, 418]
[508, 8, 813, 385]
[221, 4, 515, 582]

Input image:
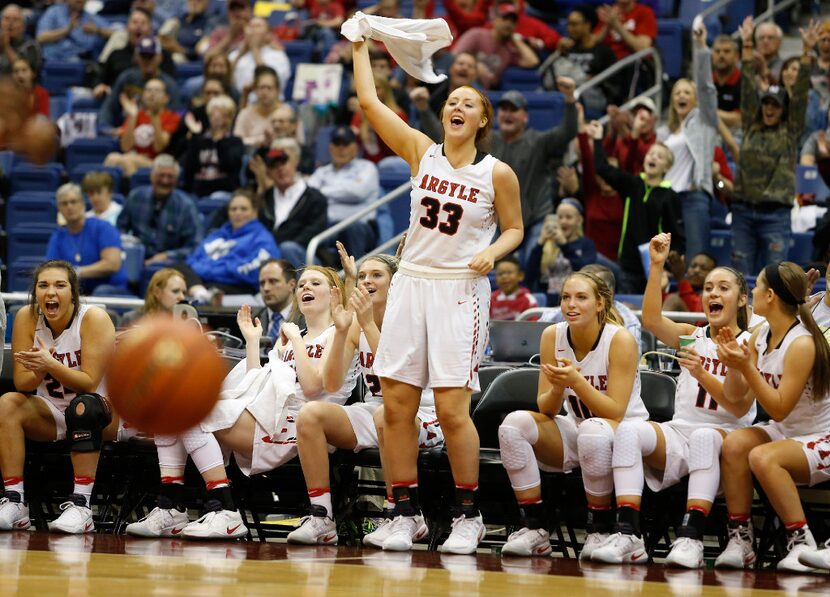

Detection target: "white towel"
[340, 11, 452, 84]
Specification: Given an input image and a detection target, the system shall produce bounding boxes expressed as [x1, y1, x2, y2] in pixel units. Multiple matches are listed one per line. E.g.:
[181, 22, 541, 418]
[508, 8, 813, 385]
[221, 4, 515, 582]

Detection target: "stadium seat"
[616, 294, 644, 308]
[656, 20, 684, 79]
[6, 192, 57, 230]
[283, 40, 314, 65]
[486, 90, 564, 131]
[129, 168, 152, 191]
[122, 243, 146, 285]
[9, 256, 43, 292]
[501, 67, 543, 92]
[9, 163, 63, 194]
[472, 368, 540, 449]
[709, 229, 731, 266]
[7, 224, 55, 266]
[378, 156, 412, 234]
[175, 61, 204, 87]
[788, 232, 813, 265]
[197, 196, 230, 228]
[639, 370, 676, 422]
[66, 138, 120, 172]
[532, 292, 547, 308]
[471, 365, 512, 413]
[313, 125, 334, 167]
[42, 62, 86, 95]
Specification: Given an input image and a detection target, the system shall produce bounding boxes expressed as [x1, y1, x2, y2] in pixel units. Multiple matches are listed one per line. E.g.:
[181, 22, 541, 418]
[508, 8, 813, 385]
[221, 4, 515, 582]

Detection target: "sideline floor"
[0, 532, 828, 595]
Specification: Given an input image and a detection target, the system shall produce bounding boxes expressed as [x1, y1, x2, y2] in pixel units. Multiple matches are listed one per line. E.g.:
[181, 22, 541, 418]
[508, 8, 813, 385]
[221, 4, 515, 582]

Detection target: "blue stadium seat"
[42, 62, 86, 95]
[7, 192, 58, 230]
[314, 125, 334, 168]
[378, 156, 411, 234]
[486, 90, 564, 131]
[657, 0, 676, 17]
[657, 20, 684, 79]
[9, 257, 43, 292]
[70, 164, 123, 191]
[0, 150, 14, 176]
[532, 292, 547, 308]
[66, 138, 120, 172]
[9, 163, 63, 194]
[176, 61, 204, 87]
[129, 168, 152, 191]
[788, 232, 813, 265]
[501, 67, 543, 92]
[122, 243, 146, 285]
[197, 196, 230, 228]
[617, 294, 644, 308]
[7, 223, 56, 265]
[49, 96, 67, 120]
[284, 40, 313, 65]
[709, 229, 732, 266]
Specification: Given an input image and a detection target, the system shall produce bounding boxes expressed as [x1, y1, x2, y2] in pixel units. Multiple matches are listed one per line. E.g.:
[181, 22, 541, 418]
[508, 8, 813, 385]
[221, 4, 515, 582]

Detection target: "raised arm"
[692, 26, 718, 128]
[642, 233, 696, 346]
[738, 16, 758, 133]
[789, 21, 819, 138]
[352, 41, 432, 173]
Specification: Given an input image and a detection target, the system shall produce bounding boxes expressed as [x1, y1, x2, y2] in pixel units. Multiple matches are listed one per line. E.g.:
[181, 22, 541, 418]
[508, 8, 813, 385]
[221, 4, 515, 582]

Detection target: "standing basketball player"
[352, 39, 523, 553]
[0, 260, 117, 534]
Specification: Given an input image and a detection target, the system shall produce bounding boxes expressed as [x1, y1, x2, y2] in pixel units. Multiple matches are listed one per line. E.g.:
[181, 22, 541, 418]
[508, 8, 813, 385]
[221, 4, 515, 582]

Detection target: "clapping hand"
[330, 287, 354, 332]
[350, 285, 374, 329]
[15, 336, 54, 375]
[336, 241, 357, 282]
[237, 304, 262, 344]
[542, 357, 582, 387]
[715, 327, 750, 369]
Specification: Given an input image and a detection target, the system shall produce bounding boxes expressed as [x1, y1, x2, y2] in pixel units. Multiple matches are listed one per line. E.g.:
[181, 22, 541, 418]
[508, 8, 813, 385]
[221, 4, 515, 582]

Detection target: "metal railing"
[305, 180, 410, 266]
[0, 291, 143, 308]
[574, 46, 664, 116]
[518, 307, 706, 324]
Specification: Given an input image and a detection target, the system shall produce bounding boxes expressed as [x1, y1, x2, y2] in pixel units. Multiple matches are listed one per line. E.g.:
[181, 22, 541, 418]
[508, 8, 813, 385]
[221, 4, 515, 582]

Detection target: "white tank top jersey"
[811, 294, 830, 328]
[280, 326, 359, 404]
[553, 322, 648, 424]
[673, 326, 756, 430]
[358, 331, 435, 408]
[402, 143, 498, 270]
[35, 304, 107, 407]
[755, 321, 830, 437]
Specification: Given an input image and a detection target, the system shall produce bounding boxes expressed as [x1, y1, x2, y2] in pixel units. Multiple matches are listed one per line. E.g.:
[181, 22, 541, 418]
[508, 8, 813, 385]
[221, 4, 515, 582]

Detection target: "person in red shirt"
[104, 77, 181, 177]
[11, 57, 47, 117]
[594, 0, 656, 61]
[603, 96, 657, 175]
[490, 255, 539, 320]
[443, 0, 491, 41]
[662, 251, 716, 312]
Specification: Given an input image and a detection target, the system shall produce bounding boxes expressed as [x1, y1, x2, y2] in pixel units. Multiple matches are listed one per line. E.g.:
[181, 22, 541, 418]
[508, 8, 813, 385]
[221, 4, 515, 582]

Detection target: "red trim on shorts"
[161, 476, 185, 485]
[308, 487, 331, 498]
[205, 479, 230, 490]
[74, 475, 95, 485]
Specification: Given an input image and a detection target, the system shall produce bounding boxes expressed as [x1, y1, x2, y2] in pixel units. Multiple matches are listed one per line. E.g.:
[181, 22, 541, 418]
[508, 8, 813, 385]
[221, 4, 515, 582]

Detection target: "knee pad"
[688, 428, 723, 473]
[182, 427, 211, 454]
[65, 393, 112, 452]
[611, 420, 657, 469]
[501, 411, 539, 443]
[154, 435, 178, 447]
[499, 425, 535, 471]
[576, 418, 615, 480]
[498, 414, 542, 491]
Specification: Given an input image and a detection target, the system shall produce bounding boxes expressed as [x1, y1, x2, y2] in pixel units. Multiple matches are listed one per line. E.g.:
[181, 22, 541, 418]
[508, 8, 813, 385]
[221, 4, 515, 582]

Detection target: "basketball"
[107, 314, 226, 435]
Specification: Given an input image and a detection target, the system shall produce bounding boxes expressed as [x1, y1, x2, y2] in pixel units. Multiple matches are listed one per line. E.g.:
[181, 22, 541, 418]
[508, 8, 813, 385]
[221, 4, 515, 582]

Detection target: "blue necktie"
[267, 311, 283, 343]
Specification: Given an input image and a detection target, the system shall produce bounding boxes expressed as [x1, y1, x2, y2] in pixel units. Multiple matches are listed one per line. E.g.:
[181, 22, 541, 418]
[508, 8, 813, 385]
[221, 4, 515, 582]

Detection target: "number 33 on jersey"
[401, 144, 498, 270]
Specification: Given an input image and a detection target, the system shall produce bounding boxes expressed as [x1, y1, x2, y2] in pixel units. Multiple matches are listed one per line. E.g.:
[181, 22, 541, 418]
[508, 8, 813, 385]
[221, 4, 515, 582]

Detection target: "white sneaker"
[590, 533, 648, 564]
[665, 537, 704, 569]
[287, 515, 338, 545]
[0, 493, 30, 531]
[125, 507, 190, 538]
[579, 532, 610, 561]
[777, 528, 817, 573]
[181, 509, 247, 540]
[501, 527, 551, 557]
[714, 524, 755, 569]
[440, 514, 485, 555]
[798, 538, 830, 571]
[363, 517, 393, 548]
[48, 496, 94, 534]
[381, 514, 429, 551]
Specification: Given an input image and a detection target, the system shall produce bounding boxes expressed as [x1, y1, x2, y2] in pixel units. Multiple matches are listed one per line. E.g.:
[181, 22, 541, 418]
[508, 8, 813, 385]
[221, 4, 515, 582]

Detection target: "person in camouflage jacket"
[730, 16, 820, 275]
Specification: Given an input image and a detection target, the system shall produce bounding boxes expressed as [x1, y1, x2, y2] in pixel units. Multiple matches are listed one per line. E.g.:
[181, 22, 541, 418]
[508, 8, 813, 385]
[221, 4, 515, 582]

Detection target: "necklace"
[68, 225, 85, 264]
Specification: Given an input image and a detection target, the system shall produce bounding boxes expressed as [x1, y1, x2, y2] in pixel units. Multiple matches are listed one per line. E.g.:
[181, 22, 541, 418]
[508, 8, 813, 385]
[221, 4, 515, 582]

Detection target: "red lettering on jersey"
[760, 371, 780, 388]
[314, 345, 323, 359]
[419, 174, 430, 190]
[427, 176, 439, 192]
[437, 180, 449, 195]
[597, 375, 608, 391]
[468, 187, 479, 203]
[359, 351, 375, 369]
[284, 350, 294, 362]
[448, 182, 459, 197]
[75, 350, 82, 366]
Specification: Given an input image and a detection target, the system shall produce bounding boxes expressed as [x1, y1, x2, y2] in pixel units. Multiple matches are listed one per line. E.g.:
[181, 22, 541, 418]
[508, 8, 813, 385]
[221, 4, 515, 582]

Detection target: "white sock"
[308, 488, 333, 518]
[3, 477, 24, 502]
[73, 475, 95, 506]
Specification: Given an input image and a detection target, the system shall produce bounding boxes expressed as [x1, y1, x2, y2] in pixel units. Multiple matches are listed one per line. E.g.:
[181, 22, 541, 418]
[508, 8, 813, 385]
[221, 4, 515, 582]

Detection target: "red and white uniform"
[543, 322, 647, 472]
[490, 287, 539, 321]
[375, 143, 497, 391]
[754, 322, 830, 486]
[34, 304, 107, 441]
[645, 326, 755, 491]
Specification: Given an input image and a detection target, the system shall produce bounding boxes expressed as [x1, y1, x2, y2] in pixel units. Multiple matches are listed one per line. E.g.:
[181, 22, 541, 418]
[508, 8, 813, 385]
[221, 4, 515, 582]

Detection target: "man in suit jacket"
[254, 137, 328, 267]
[257, 258, 304, 348]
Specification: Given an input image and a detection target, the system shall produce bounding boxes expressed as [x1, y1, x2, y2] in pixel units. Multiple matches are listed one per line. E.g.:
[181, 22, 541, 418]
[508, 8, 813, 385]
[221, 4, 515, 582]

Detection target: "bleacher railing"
[0, 292, 144, 308]
[305, 182, 409, 266]
[518, 307, 706, 324]
[692, 0, 800, 49]
[574, 47, 664, 120]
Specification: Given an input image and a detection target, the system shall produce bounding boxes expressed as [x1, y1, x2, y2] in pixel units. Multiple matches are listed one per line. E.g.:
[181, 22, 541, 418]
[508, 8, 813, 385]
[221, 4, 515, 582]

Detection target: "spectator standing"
[712, 34, 742, 131]
[604, 96, 657, 176]
[490, 255, 538, 320]
[594, 0, 656, 61]
[181, 94, 244, 198]
[442, 0, 490, 41]
[36, 0, 111, 63]
[453, 2, 539, 89]
[47, 183, 128, 295]
[731, 17, 815, 275]
[104, 77, 181, 177]
[0, 4, 41, 75]
[198, 0, 252, 61]
[229, 17, 291, 100]
[307, 126, 380, 258]
[159, 0, 220, 63]
[82, 171, 122, 227]
[117, 154, 203, 266]
[754, 21, 784, 84]
[656, 24, 719, 264]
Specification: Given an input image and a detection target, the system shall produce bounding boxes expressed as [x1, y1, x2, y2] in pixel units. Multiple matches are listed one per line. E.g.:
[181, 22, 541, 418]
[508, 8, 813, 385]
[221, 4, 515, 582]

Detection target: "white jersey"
[673, 326, 755, 430]
[810, 294, 830, 328]
[755, 321, 830, 437]
[402, 143, 498, 270]
[36, 304, 107, 408]
[358, 331, 435, 408]
[553, 322, 648, 424]
[280, 326, 359, 405]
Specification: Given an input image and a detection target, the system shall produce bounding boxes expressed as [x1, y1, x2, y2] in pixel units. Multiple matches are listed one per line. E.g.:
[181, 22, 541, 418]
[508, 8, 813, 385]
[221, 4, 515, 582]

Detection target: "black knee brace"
[65, 393, 112, 452]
